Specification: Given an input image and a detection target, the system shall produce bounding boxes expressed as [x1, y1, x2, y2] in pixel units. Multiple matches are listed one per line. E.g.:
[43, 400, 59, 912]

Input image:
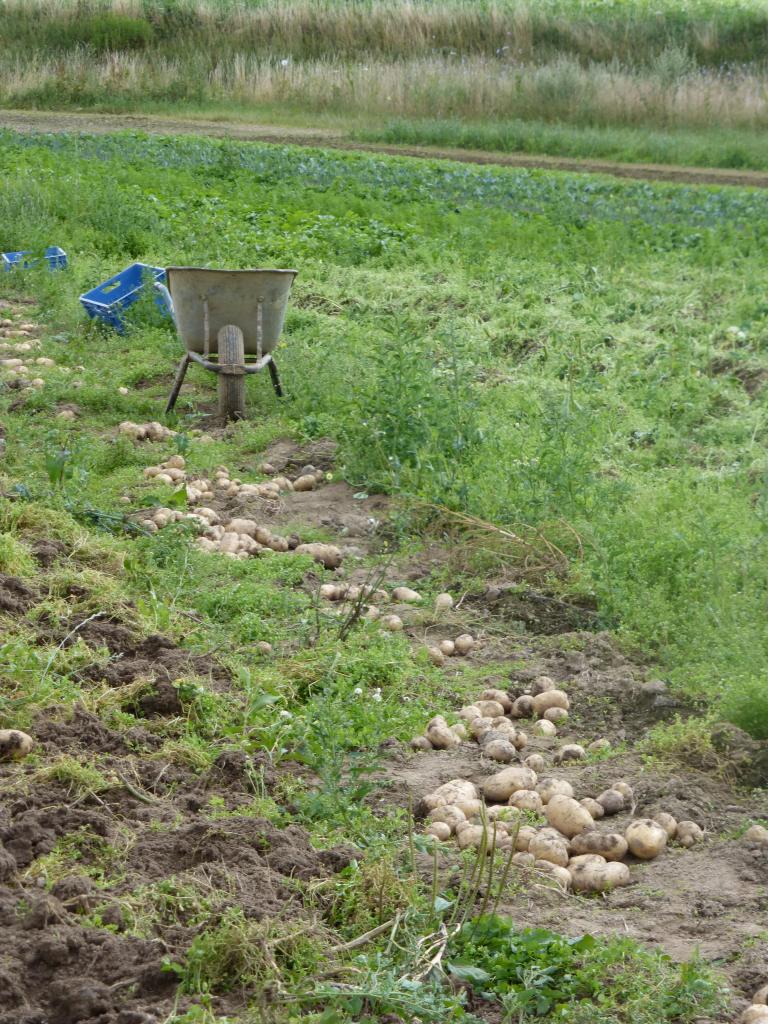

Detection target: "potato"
[611, 781, 634, 801]
[554, 744, 586, 765]
[451, 723, 468, 741]
[434, 593, 454, 613]
[456, 798, 483, 818]
[515, 825, 537, 851]
[457, 825, 492, 851]
[219, 532, 241, 554]
[512, 851, 535, 868]
[753, 985, 768, 1005]
[744, 824, 768, 846]
[439, 640, 455, 657]
[533, 719, 558, 738]
[482, 765, 538, 802]
[293, 474, 317, 491]
[410, 736, 433, 752]
[483, 739, 517, 763]
[487, 805, 521, 823]
[580, 798, 604, 820]
[569, 831, 628, 861]
[454, 634, 475, 656]
[429, 806, 466, 832]
[0, 729, 34, 762]
[532, 690, 570, 716]
[320, 583, 341, 600]
[422, 779, 479, 811]
[427, 722, 460, 750]
[529, 835, 570, 867]
[381, 614, 404, 633]
[427, 646, 446, 667]
[294, 543, 343, 569]
[480, 688, 512, 713]
[545, 795, 594, 838]
[511, 695, 534, 719]
[676, 821, 703, 848]
[742, 1008, 768, 1024]
[165, 454, 185, 469]
[524, 754, 546, 773]
[596, 789, 625, 815]
[569, 855, 630, 893]
[532, 675, 557, 694]
[534, 861, 572, 889]
[392, 586, 422, 603]
[475, 700, 506, 719]
[652, 813, 678, 839]
[588, 738, 611, 752]
[536, 778, 574, 804]
[509, 790, 543, 813]
[512, 731, 528, 750]
[470, 717, 495, 740]
[625, 819, 668, 860]
[491, 718, 517, 735]
[228, 518, 259, 536]
[544, 707, 569, 725]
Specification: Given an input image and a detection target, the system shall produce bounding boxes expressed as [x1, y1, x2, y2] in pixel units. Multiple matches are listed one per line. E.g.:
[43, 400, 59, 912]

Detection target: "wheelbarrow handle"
[154, 281, 177, 328]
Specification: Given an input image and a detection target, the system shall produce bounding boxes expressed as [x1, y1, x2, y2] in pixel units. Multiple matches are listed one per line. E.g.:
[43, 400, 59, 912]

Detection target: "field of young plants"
[1, 128, 767, 1024]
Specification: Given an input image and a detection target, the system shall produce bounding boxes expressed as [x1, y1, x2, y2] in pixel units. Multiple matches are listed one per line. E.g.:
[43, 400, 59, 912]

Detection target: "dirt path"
[3, 107, 768, 189]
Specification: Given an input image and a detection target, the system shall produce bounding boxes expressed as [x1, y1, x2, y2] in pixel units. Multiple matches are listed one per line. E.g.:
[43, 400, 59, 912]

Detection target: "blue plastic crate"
[79, 263, 168, 332]
[1, 246, 68, 271]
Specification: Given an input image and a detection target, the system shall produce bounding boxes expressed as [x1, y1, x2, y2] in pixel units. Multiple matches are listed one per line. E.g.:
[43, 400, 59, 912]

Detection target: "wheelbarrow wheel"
[217, 325, 246, 421]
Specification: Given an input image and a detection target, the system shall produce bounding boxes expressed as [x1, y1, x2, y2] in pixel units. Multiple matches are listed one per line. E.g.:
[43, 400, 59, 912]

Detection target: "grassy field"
[2, 129, 768, 733]
[3, 0, 768, 169]
[0, 129, 767, 1020]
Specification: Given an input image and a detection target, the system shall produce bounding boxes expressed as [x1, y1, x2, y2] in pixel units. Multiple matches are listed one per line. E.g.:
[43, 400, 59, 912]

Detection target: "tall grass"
[3, 0, 768, 157]
[4, 52, 768, 135]
[3, 0, 768, 67]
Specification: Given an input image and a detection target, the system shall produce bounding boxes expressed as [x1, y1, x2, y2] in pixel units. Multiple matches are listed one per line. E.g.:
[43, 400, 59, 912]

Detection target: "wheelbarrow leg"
[268, 358, 283, 398]
[166, 353, 191, 414]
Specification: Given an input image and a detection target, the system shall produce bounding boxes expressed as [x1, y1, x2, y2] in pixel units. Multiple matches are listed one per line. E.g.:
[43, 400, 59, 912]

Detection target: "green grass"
[355, 118, 768, 172]
[1, 129, 768, 739]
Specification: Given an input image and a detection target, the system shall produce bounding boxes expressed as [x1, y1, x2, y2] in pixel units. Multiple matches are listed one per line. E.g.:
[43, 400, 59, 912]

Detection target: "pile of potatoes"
[196, 516, 342, 569]
[120, 420, 178, 443]
[411, 673, 707, 893]
[139, 500, 342, 570]
[318, 584, 452, 629]
[419, 770, 704, 893]
[0, 318, 37, 341]
[743, 987, 768, 1023]
[411, 679, 572, 756]
[427, 634, 476, 665]
[0, 348, 56, 390]
[136, 457, 340, 568]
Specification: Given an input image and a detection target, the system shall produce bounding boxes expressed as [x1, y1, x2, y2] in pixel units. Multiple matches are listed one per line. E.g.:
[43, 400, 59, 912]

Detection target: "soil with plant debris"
[1, 437, 767, 1022]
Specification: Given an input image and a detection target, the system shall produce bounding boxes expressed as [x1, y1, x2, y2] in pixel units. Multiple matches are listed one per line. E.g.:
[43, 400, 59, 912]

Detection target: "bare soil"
[2, 108, 768, 189]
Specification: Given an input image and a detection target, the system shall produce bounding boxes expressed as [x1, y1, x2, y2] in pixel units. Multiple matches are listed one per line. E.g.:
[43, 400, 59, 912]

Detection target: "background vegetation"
[3, 0, 768, 169]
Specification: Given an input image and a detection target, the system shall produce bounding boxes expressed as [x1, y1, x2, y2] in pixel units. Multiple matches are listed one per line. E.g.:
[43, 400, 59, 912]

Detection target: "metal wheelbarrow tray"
[159, 267, 297, 420]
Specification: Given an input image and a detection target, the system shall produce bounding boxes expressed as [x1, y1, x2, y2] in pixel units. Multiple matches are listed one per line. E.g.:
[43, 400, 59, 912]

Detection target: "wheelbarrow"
[157, 266, 297, 421]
